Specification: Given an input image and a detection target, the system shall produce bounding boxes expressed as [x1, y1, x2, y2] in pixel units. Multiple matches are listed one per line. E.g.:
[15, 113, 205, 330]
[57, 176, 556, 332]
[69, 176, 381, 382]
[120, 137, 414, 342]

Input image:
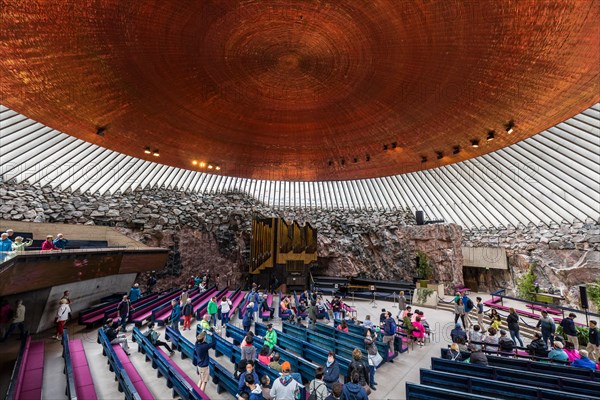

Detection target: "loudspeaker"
[416, 210, 425, 225]
[579, 285, 589, 309]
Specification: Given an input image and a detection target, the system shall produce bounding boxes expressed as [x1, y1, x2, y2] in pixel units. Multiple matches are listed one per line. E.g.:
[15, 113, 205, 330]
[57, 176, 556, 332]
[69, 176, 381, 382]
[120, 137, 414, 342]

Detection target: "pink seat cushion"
[73, 365, 94, 386]
[18, 388, 42, 400]
[71, 351, 90, 368]
[20, 367, 43, 391]
[70, 340, 85, 353]
[76, 384, 98, 400]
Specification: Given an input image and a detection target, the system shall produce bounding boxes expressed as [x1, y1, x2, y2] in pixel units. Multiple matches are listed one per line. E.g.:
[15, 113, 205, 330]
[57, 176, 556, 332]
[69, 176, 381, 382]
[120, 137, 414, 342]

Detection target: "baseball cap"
[281, 361, 291, 372]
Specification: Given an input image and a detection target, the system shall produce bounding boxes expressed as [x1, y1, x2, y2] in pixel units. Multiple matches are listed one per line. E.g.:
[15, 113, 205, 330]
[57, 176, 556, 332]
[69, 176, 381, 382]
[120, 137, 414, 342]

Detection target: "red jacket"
[42, 240, 59, 250]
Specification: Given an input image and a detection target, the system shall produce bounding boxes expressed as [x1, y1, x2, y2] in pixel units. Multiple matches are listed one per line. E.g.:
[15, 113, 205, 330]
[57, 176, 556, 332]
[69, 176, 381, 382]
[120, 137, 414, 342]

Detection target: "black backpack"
[467, 298, 474, 309]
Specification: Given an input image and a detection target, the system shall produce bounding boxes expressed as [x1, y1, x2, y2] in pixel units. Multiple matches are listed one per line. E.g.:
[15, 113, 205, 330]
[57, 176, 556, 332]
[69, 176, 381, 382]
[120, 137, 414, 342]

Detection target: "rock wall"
[463, 221, 600, 307]
[0, 180, 464, 292]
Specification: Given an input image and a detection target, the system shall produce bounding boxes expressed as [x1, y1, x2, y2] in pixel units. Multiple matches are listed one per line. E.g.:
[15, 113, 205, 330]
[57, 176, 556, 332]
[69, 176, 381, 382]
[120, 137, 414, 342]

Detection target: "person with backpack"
[308, 367, 329, 400]
[270, 361, 303, 400]
[462, 294, 474, 329]
[536, 310, 556, 347]
[346, 348, 371, 395]
[144, 322, 174, 355]
[243, 302, 255, 332]
[382, 311, 396, 358]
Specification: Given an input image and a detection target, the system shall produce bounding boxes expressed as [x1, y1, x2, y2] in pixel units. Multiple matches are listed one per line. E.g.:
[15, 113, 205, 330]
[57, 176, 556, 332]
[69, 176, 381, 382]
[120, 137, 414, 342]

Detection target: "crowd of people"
[446, 291, 600, 371]
[1, 228, 72, 261]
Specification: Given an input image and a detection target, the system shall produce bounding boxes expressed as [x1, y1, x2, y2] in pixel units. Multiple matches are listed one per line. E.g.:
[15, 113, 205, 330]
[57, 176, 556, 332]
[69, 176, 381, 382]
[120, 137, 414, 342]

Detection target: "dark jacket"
[243, 308, 254, 327]
[527, 338, 548, 357]
[182, 303, 193, 317]
[506, 313, 520, 332]
[194, 340, 216, 368]
[469, 350, 488, 365]
[560, 317, 577, 336]
[347, 359, 370, 386]
[104, 326, 118, 342]
[450, 328, 467, 343]
[444, 349, 463, 361]
[118, 300, 129, 318]
[170, 304, 181, 321]
[341, 382, 368, 400]
[589, 327, 599, 346]
[323, 360, 340, 385]
[238, 371, 260, 393]
[498, 337, 515, 353]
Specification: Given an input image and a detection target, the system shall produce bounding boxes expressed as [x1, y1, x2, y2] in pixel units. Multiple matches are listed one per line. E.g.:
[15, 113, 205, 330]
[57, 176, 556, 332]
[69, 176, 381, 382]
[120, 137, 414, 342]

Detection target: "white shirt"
[57, 304, 71, 322]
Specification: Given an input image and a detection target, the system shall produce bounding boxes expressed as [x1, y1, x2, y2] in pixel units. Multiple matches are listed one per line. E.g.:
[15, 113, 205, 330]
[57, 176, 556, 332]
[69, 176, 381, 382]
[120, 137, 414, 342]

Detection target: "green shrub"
[555, 325, 589, 348]
[516, 265, 537, 302]
[416, 250, 433, 280]
[587, 280, 600, 310]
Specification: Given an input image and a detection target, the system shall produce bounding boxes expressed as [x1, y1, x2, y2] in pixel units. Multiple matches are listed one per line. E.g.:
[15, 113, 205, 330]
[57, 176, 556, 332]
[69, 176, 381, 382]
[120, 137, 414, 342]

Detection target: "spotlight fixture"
[340, 159, 345, 166]
[436, 151, 444, 160]
[505, 120, 515, 134]
[192, 160, 198, 166]
[383, 144, 388, 151]
[365, 154, 370, 162]
[391, 142, 397, 149]
[471, 139, 479, 148]
[328, 160, 334, 167]
[487, 130, 495, 141]
[144, 146, 152, 154]
[215, 166, 221, 171]
[421, 156, 427, 163]
[207, 164, 214, 169]
[199, 162, 206, 168]
[152, 149, 160, 157]
[453, 146, 461, 155]
[96, 126, 106, 137]
[353, 157, 358, 163]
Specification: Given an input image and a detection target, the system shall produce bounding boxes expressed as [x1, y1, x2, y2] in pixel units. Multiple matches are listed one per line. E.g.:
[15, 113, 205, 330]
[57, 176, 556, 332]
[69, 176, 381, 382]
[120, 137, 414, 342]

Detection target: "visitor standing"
[117, 295, 131, 332]
[207, 296, 218, 327]
[52, 298, 71, 340]
[382, 311, 396, 358]
[454, 298, 466, 328]
[194, 331, 216, 392]
[0, 233, 13, 261]
[587, 320, 599, 363]
[475, 297, 484, 328]
[560, 313, 579, 349]
[506, 308, 524, 347]
[128, 283, 141, 302]
[182, 298, 193, 331]
[220, 296, 232, 328]
[536, 310, 556, 347]
[169, 299, 181, 336]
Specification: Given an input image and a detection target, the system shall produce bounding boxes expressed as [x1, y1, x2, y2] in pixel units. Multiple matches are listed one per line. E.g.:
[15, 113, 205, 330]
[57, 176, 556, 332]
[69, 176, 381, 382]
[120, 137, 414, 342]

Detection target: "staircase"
[437, 300, 540, 341]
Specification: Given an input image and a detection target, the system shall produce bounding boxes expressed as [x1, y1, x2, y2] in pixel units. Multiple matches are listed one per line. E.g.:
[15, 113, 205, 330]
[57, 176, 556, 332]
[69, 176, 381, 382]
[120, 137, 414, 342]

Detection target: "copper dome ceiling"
[1, 1, 599, 181]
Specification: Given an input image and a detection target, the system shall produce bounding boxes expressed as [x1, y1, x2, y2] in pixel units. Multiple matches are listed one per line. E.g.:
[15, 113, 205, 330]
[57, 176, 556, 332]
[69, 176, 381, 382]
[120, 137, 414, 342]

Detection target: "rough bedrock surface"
[464, 222, 600, 308]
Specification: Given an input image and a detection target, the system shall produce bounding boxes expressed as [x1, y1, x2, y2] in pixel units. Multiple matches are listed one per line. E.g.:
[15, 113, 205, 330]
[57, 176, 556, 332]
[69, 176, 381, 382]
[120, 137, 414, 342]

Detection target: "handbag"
[368, 352, 383, 367]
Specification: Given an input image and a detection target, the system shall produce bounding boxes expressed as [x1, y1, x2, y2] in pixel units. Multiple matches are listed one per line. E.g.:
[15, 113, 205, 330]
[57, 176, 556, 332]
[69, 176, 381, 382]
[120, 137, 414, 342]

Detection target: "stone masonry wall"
[463, 221, 600, 308]
[0, 180, 464, 292]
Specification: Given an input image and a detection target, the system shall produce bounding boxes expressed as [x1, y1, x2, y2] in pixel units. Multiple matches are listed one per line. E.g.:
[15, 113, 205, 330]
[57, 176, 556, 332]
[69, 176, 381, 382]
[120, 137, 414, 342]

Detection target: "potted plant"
[416, 250, 433, 288]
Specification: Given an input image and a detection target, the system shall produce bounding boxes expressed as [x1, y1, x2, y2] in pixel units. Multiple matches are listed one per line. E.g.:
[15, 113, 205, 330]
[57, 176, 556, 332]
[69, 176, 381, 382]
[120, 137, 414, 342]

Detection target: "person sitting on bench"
[144, 322, 174, 356]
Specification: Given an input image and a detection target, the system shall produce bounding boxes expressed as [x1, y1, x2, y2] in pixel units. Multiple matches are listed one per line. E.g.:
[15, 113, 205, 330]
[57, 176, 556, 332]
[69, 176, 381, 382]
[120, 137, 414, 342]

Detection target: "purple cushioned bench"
[112, 345, 154, 400]
[69, 339, 98, 400]
[18, 340, 45, 399]
[227, 291, 246, 318]
[132, 290, 183, 326]
[525, 304, 561, 315]
[156, 348, 211, 400]
[260, 294, 273, 320]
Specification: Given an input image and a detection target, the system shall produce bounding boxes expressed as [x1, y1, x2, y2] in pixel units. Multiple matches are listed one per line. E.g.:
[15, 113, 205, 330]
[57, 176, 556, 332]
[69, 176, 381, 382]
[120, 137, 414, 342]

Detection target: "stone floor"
[0, 291, 559, 399]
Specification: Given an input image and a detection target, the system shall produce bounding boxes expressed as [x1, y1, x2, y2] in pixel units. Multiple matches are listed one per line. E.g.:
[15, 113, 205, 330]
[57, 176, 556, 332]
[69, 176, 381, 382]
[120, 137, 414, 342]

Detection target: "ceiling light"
[421, 156, 427, 163]
[215, 166, 221, 171]
[471, 140, 479, 148]
[487, 130, 495, 141]
[96, 127, 106, 137]
[152, 149, 160, 157]
[208, 164, 214, 169]
[328, 160, 334, 167]
[353, 157, 358, 163]
[144, 147, 151, 154]
[453, 146, 460, 154]
[383, 144, 388, 151]
[436, 151, 443, 160]
[192, 160, 198, 166]
[340, 159, 345, 166]
[505, 120, 515, 134]
[365, 154, 370, 162]
[391, 142, 397, 149]
[199, 162, 206, 168]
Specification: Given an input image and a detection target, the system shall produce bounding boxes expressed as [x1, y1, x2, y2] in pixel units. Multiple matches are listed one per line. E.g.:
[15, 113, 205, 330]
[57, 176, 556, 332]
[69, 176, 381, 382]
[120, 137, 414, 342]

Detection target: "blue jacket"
[0, 238, 13, 259]
[194, 340, 216, 368]
[243, 308, 254, 327]
[128, 287, 141, 302]
[238, 371, 259, 393]
[572, 356, 597, 370]
[560, 317, 577, 336]
[171, 304, 181, 321]
[323, 360, 340, 385]
[463, 295, 473, 313]
[246, 291, 259, 312]
[341, 382, 368, 400]
[53, 238, 69, 249]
